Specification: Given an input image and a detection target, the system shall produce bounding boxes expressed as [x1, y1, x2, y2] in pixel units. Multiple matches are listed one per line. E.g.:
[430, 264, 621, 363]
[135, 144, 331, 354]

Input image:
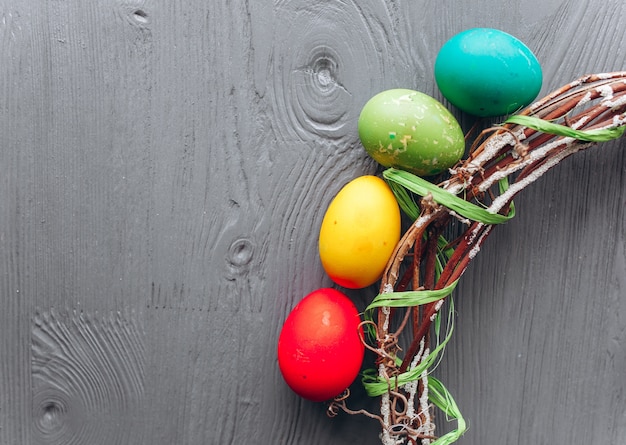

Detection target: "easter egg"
[277, 288, 365, 402]
[319, 175, 401, 289]
[434, 28, 543, 117]
[358, 89, 465, 177]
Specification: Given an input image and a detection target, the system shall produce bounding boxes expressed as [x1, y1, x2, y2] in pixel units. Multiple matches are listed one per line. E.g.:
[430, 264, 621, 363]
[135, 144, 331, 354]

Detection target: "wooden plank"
[31, 308, 145, 444]
[0, 0, 624, 444]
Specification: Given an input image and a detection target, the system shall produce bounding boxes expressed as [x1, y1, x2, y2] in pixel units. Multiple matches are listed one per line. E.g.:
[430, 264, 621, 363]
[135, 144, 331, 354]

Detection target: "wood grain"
[0, 0, 625, 444]
[31, 309, 145, 444]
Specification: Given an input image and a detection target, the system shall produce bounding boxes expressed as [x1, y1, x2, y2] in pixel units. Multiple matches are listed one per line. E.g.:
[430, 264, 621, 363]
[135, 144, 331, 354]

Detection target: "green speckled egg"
[434, 28, 543, 117]
[358, 89, 465, 177]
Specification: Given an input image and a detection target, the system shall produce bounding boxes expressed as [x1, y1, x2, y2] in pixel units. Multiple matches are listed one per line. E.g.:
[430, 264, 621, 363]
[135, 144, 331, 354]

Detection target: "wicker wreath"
[328, 72, 626, 445]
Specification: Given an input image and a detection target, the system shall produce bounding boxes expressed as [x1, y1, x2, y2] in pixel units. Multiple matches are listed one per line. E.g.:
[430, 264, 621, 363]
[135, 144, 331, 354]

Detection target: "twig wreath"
[326, 72, 626, 445]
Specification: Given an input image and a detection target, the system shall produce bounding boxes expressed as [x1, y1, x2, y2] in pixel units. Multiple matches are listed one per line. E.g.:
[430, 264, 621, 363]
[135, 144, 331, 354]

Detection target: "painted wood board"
[1, 0, 624, 443]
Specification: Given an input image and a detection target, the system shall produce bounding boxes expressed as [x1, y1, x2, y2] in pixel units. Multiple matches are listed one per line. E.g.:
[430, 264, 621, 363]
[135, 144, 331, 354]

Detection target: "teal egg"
[434, 28, 543, 117]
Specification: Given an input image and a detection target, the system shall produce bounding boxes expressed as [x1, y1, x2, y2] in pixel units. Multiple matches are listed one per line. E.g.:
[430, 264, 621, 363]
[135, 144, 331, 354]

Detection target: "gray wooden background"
[1, 0, 625, 444]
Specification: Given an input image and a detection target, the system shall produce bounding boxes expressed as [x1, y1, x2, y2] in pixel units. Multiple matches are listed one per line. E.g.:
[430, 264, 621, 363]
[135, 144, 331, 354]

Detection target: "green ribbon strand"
[428, 376, 468, 445]
[383, 168, 514, 225]
[366, 279, 459, 310]
[505, 114, 626, 142]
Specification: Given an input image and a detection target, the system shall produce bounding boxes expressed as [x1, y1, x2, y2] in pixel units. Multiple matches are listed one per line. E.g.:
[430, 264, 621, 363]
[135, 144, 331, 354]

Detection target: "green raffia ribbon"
[428, 376, 467, 445]
[366, 279, 459, 310]
[383, 168, 514, 225]
[388, 178, 421, 220]
[505, 115, 626, 142]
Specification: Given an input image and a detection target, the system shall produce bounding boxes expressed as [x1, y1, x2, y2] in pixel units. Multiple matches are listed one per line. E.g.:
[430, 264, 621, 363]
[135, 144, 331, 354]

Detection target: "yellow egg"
[319, 175, 401, 289]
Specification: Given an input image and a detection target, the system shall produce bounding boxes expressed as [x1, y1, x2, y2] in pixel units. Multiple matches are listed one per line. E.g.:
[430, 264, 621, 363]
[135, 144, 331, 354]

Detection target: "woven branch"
[329, 72, 626, 445]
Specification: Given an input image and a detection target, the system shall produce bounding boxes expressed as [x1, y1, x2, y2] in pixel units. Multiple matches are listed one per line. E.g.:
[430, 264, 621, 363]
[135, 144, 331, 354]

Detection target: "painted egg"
[319, 175, 400, 289]
[434, 28, 543, 117]
[358, 89, 465, 177]
[277, 288, 365, 402]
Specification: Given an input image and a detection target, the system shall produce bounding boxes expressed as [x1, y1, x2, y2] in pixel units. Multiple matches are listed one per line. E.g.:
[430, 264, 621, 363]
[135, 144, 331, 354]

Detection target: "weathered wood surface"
[1, 0, 624, 443]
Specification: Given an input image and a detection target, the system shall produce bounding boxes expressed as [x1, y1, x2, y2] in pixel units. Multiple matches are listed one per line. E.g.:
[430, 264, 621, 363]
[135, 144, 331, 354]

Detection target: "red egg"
[277, 288, 365, 402]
